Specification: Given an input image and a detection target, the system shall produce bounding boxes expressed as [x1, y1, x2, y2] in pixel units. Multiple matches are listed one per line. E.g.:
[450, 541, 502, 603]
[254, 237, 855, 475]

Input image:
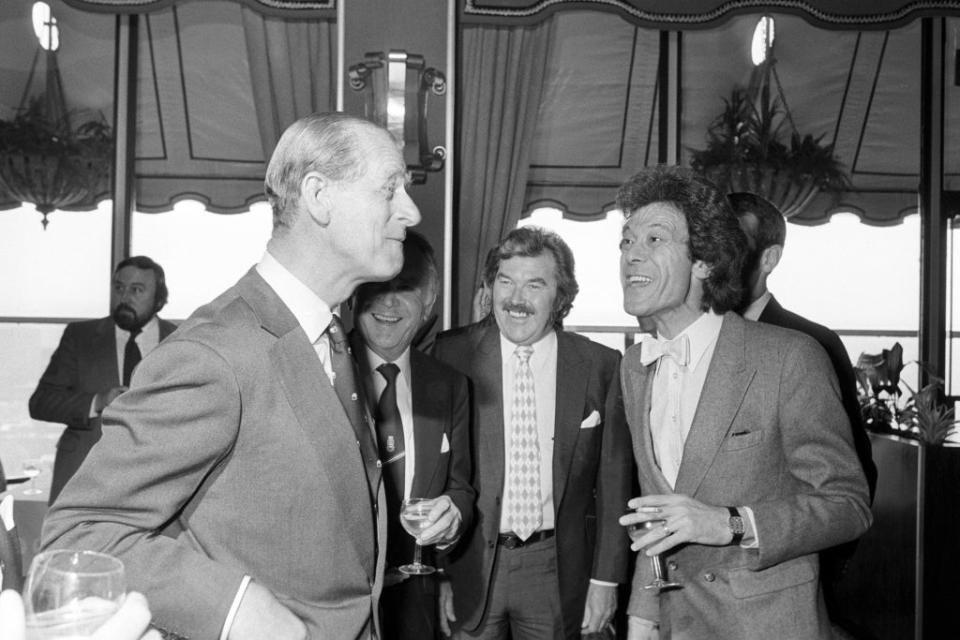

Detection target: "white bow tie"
[639, 333, 690, 367]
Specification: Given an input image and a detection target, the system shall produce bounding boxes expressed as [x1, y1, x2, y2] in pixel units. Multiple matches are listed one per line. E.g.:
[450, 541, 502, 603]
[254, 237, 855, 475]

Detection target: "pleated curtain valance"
[460, 0, 960, 30]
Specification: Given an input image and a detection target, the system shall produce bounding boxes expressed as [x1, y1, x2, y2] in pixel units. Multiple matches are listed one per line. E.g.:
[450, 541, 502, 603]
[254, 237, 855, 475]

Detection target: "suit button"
[667, 560, 678, 571]
[703, 572, 716, 582]
[488, 541, 495, 548]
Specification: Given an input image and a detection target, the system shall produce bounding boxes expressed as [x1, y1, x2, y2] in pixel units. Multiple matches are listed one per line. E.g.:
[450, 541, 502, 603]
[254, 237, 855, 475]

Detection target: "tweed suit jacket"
[29, 315, 177, 503]
[622, 312, 871, 640]
[41, 269, 387, 640]
[433, 321, 633, 640]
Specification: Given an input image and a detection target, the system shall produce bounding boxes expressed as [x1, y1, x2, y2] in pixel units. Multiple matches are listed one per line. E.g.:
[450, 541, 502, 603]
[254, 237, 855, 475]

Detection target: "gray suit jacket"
[41, 269, 387, 640]
[622, 313, 871, 640]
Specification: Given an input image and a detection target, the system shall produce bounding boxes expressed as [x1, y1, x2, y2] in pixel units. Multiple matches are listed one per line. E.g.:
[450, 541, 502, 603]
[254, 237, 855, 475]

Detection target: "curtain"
[456, 20, 555, 324]
[242, 6, 335, 158]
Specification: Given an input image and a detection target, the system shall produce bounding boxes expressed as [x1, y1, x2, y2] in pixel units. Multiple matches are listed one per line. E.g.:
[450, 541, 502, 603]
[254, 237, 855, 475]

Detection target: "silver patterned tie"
[505, 345, 542, 541]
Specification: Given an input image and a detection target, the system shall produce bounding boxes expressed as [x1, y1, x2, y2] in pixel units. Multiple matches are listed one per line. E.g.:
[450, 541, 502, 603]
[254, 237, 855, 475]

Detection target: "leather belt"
[498, 529, 555, 550]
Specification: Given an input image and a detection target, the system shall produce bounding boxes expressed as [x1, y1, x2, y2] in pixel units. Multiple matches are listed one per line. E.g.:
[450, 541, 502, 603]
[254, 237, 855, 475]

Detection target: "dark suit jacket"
[41, 269, 387, 640]
[758, 295, 877, 500]
[432, 322, 632, 639]
[623, 313, 872, 640]
[28, 316, 177, 503]
[351, 334, 475, 637]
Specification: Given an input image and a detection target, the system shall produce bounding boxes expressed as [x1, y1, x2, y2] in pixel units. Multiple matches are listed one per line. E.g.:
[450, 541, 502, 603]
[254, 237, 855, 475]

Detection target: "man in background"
[730, 190, 877, 624]
[433, 226, 632, 640]
[350, 230, 474, 640]
[41, 113, 421, 639]
[617, 166, 871, 639]
[29, 256, 176, 504]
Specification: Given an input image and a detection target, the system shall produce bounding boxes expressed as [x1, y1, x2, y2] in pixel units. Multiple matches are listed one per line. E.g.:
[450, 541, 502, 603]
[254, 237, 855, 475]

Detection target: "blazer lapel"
[476, 325, 505, 511]
[674, 314, 755, 497]
[92, 318, 120, 388]
[410, 351, 443, 498]
[552, 332, 588, 510]
[242, 271, 376, 575]
[623, 350, 674, 493]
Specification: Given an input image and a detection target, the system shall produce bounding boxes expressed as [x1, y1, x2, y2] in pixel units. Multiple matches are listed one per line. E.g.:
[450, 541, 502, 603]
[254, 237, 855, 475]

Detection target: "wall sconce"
[349, 50, 446, 184]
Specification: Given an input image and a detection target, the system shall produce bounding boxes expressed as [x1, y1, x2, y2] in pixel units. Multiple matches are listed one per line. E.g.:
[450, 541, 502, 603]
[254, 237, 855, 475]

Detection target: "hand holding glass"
[627, 518, 682, 591]
[399, 498, 436, 575]
[24, 549, 126, 639]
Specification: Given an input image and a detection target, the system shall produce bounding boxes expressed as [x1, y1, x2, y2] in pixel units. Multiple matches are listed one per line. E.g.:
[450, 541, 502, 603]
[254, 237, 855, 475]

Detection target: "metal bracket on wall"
[348, 50, 446, 184]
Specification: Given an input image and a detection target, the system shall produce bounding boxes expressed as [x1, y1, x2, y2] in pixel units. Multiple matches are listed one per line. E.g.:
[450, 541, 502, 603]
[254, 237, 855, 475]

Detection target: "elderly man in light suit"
[41, 113, 421, 640]
[617, 166, 871, 640]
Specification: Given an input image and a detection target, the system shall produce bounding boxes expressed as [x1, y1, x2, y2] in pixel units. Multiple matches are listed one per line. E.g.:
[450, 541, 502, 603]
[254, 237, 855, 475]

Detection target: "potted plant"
[689, 83, 850, 218]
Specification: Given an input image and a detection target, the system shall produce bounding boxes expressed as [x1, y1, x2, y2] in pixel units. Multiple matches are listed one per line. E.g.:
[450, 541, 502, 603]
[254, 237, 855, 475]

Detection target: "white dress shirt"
[499, 330, 558, 534]
[113, 315, 161, 384]
[363, 346, 417, 499]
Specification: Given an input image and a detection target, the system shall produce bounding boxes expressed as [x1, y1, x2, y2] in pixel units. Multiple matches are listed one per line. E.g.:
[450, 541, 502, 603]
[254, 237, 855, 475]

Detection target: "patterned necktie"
[122, 327, 142, 386]
[375, 363, 405, 512]
[639, 333, 690, 367]
[505, 345, 542, 540]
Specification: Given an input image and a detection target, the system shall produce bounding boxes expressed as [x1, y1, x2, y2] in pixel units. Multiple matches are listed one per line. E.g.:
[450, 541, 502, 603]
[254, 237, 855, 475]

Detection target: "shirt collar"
[364, 345, 412, 381]
[115, 315, 159, 340]
[742, 290, 772, 322]
[677, 311, 724, 368]
[498, 328, 558, 365]
[256, 250, 332, 343]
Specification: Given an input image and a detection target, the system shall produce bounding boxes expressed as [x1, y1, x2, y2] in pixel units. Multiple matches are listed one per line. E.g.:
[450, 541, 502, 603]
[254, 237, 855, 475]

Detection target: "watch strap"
[727, 506, 744, 546]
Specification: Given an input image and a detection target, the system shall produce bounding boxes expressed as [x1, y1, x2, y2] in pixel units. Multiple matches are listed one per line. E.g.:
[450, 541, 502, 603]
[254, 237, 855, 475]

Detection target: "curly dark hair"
[616, 165, 746, 314]
[482, 226, 579, 323]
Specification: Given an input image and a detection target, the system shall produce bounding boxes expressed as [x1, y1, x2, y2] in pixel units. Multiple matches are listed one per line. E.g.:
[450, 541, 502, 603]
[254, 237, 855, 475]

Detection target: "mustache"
[501, 301, 535, 316]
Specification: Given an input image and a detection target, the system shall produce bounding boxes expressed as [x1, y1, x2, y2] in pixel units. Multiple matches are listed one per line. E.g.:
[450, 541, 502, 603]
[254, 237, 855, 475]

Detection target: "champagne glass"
[399, 498, 436, 575]
[23, 549, 126, 639]
[627, 519, 682, 591]
[22, 460, 42, 496]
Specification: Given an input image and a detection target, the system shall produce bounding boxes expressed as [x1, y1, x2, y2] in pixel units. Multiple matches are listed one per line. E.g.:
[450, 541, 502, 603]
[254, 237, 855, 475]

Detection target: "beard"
[112, 303, 150, 332]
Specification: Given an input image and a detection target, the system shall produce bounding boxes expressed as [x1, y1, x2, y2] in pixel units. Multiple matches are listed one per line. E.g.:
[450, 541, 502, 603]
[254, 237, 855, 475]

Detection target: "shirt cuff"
[740, 506, 759, 549]
[219, 575, 251, 640]
[89, 395, 100, 418]
[589, 579, 618, 587]
[629, 615, 659, 631]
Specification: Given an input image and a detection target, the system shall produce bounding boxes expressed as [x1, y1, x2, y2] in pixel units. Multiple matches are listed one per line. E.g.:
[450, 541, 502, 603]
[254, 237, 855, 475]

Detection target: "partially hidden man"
[41, 113, 421, 639]
[29, 256, 176, 504]
[350, 230, 474, 640]
[616, 166, 871, 640]
[433, 226, 633, 640]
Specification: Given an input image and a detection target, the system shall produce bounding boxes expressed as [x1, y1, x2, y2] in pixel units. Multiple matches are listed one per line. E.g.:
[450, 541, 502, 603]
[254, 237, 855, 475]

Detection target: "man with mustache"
[432, 226, 632, 640]
[29, 255, 176, 504]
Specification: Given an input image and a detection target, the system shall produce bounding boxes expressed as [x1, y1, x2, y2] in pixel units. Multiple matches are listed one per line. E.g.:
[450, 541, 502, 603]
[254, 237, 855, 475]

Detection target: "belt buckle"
[501, 534, 521, 549]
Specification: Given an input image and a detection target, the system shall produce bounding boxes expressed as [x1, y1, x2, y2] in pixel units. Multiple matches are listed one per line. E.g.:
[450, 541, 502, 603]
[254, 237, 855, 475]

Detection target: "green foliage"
[0, 97, 112, 159]
[690, 87, 850, 192]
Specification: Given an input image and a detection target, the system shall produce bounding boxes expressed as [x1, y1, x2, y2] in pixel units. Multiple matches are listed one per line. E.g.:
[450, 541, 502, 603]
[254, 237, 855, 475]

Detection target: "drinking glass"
[22, 460, 42, 496]
[627, 519, 682, 591]
[23, 549, 126, 639]
[399, 498, 436, 575]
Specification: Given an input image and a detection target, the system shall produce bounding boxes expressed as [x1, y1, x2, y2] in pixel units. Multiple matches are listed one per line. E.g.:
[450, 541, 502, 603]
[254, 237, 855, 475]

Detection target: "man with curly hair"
[617, 166, 871, 640]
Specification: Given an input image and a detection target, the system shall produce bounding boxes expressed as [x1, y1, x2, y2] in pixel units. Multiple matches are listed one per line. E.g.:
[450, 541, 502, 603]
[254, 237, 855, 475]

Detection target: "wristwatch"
[727, 507, 744, 545]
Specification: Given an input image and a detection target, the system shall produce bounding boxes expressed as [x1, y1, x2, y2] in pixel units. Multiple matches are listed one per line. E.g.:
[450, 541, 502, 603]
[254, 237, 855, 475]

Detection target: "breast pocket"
[722, 430, 765, 451]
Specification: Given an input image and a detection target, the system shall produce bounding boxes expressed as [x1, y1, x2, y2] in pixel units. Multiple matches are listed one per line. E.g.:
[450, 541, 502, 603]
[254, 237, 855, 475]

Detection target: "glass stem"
[651, 554, 666, 581]
[413, 542, 423, 567]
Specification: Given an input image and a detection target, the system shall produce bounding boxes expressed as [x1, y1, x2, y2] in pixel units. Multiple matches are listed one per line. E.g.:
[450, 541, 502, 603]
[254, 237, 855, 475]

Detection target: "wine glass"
[23, 549, 126, 639]
[627, 519, 682, 591]
[399, 498, 436, 575]
[22, 460, 42, 496]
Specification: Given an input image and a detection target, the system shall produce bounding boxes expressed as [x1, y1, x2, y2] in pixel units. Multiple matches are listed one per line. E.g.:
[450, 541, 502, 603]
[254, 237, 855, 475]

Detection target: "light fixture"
[0, 2, 113, 228]
[349, 50, 446, 184]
